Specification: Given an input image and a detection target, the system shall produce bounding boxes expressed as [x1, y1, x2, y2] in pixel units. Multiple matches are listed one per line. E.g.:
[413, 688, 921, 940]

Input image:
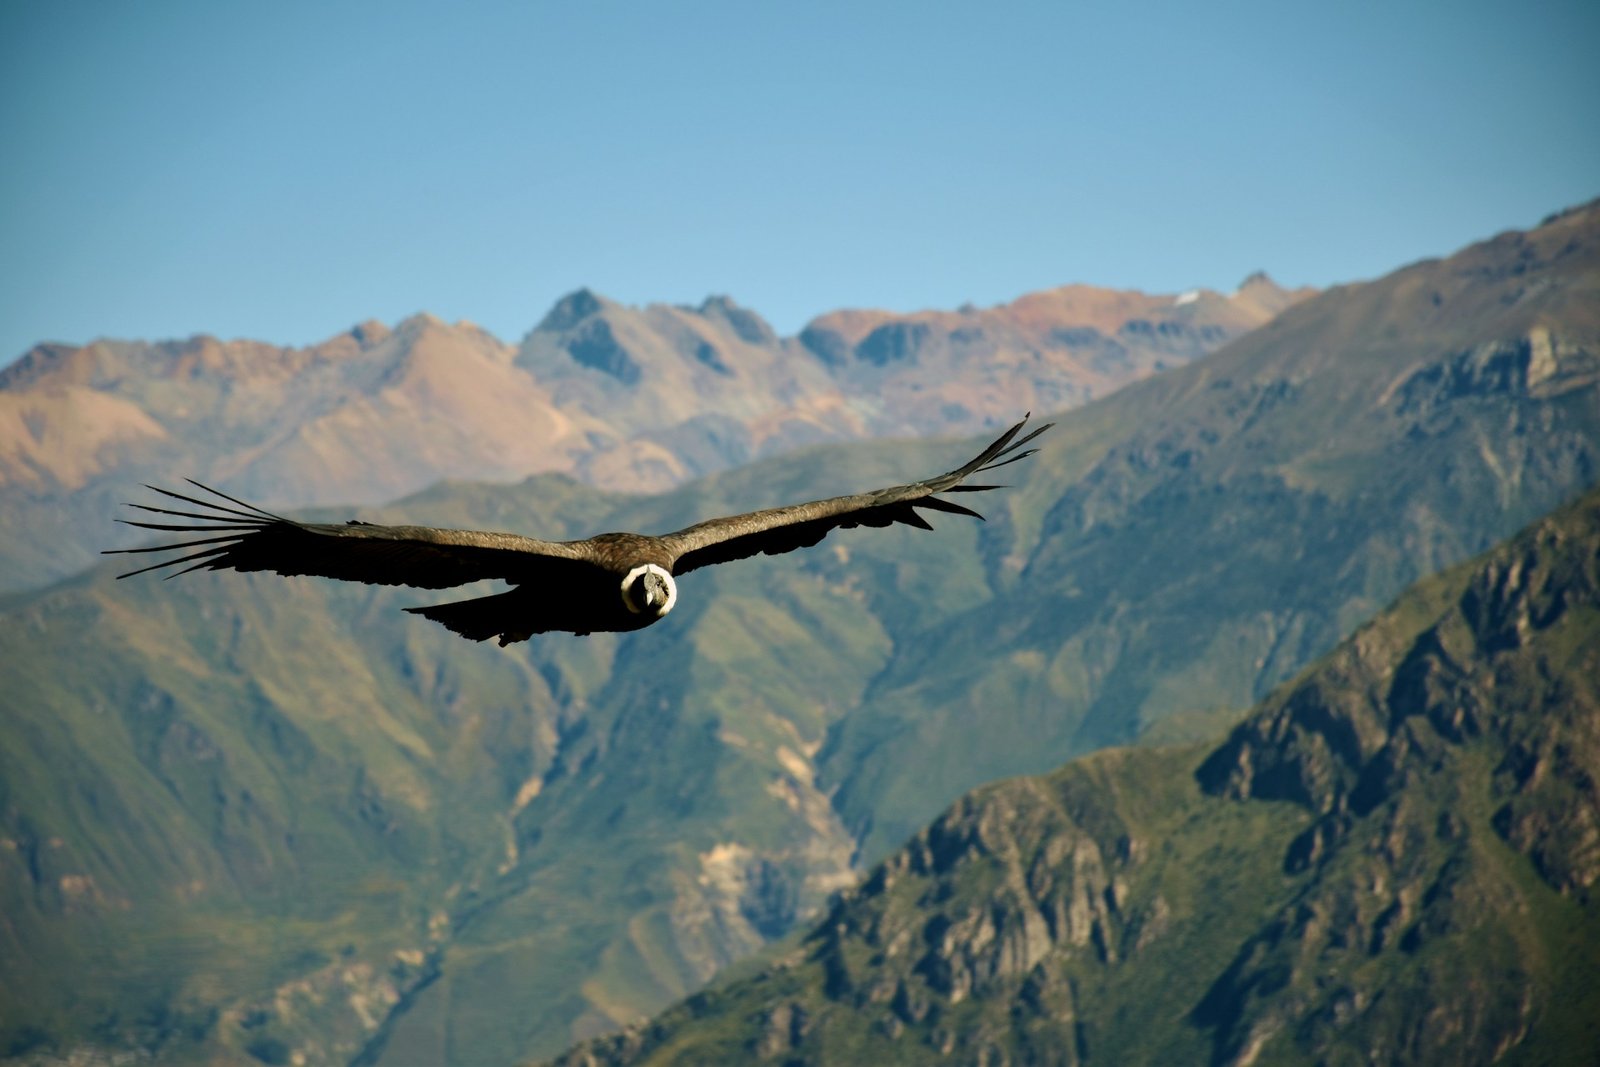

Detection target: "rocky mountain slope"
[2, 276, 1303, 592]
[1, 204, 1595, 1065]
[816, 198, 1600, 863]
[549, 484, 1600, 1067]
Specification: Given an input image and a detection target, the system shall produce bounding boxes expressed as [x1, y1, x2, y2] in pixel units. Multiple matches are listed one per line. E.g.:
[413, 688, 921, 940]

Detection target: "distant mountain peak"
[538, 287, 609, 332]
[694, 294, 777, 346]
[696, 294, 740, 314]
[0, 341, 78, 391]
[1227, 270, 1316, 318]
[394, 311, 447, 335]
[1538, 195, 1600, 229]
[348, 319, 390, 346]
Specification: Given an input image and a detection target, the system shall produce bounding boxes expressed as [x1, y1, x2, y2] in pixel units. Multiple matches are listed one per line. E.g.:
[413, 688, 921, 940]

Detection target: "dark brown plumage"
[105, 416, 1049, 645]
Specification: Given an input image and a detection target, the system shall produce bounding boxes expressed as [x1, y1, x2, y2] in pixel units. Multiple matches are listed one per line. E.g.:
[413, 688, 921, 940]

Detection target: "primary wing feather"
[105, 481, 598, 589]
[660, 415, 1049, 574]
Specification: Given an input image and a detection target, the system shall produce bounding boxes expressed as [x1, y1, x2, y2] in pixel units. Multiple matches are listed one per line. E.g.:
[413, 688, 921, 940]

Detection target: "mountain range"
[549, 478, 1600, 1067]
[1, 202, 1596, 1065]
[2, 274, 1306, 592]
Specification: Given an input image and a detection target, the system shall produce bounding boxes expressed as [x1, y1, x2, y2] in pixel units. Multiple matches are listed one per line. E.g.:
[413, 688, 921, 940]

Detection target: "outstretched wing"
[104, 481, 600, 589]
[659, 415, 1049, 575]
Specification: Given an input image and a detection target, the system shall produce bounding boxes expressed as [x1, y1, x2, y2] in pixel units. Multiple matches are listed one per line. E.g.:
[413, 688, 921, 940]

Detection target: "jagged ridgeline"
[549, 486, 1600, 1066]
[3, 276, 1297, 593]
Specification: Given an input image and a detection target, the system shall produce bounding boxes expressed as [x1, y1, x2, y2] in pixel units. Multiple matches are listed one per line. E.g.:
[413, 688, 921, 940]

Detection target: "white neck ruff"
[621, 563, 677, 615]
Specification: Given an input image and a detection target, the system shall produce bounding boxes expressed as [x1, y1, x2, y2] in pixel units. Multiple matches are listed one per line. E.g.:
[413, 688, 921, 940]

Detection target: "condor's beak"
[632, 571, 664, 613]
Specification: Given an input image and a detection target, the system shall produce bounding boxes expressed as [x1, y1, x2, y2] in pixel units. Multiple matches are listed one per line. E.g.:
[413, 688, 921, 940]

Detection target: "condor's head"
[621, 563, 677, 619]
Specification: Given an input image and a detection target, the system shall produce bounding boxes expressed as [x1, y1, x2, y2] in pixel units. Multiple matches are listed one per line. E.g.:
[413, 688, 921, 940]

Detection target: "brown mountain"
[795, 271, 1306, 430]
[0, 315, 597, 502]
[1, 276, 1308, 591]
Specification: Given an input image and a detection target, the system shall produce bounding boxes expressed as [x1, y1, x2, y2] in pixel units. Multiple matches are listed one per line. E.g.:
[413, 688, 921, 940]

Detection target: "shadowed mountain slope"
[547, 484, 1600, 1067]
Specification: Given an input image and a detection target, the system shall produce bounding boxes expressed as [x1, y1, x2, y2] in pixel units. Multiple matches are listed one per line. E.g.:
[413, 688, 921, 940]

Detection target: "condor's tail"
[405, 586, 618, 645]
[406, 589, 540, 646]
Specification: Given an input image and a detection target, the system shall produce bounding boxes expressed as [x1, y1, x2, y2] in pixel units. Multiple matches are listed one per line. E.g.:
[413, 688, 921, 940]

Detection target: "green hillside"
[2, 204, 1598, 1064]
[548, 485, 1600, 1067]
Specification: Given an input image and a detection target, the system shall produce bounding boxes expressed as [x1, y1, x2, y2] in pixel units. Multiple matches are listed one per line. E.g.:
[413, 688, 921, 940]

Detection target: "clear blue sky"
[2, 0, 1596, 363]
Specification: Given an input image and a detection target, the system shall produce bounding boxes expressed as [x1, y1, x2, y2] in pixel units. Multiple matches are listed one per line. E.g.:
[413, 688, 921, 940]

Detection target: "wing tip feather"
[108, 479, 280, 579]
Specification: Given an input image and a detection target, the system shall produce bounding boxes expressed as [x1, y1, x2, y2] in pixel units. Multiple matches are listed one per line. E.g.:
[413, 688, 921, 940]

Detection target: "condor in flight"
[107, 417, 1048, 645]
